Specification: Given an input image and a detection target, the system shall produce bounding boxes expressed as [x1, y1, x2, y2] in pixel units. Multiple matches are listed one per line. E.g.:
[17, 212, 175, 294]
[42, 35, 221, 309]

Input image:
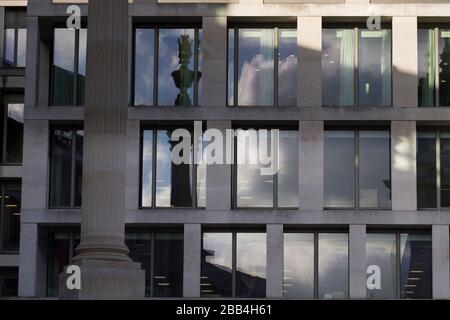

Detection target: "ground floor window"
[0, 267, 18, 297]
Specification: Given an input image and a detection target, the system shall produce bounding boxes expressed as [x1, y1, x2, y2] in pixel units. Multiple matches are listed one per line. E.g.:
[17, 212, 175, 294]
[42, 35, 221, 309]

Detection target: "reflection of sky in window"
[203, 233, 232, 272]
[236, 233, 266, 279]
[283, 233, 314, 298]
[7, 104, 24, 124]
[324, 131, 355, 208]
[135, 29, 154, 106]
[4, 29, 15, 65]
[366, 233, 397, 299]
[158, 29, 195, 106]
[278, 29, 298, 106]
[78, 29, 87, 76]
[17, 29, 27, 67]
[278, 130, 299, 207]
[142, 130, 153, 207]
[237, 29, 274, 106]
[359, 131, 390, 208]
[54, 28, 76, 73]
[318, 233, 348, 299]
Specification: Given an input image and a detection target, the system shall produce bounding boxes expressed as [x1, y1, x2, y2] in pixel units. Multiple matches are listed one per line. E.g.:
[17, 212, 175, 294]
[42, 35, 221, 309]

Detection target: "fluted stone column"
[60, 0, 144, 299]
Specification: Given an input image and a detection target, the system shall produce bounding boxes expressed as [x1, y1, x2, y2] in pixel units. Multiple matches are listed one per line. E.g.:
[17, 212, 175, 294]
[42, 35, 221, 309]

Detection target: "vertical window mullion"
[396, 232, 400, 299]
[274, 129, 279, 209]
[2, 95, 8, 163]
[14, 29, 18, 66]
[232, 231, 237, 298]
[233, 27, 238, 107]
[154, 27, 159, 107]
[192, 131, 197, 208]
[70, 129, 77, 209]
[193, 28, 199, 106]
[274, 28, 279, 108]
[150, 230, 155, 297]
[437, 131, 441, 209]
[355, 130, 359, 209]
[0, 185, 4, 251]
[435, 28, 440, 107]
[314, 231, 319, 299]
[354, 28, 359, 107]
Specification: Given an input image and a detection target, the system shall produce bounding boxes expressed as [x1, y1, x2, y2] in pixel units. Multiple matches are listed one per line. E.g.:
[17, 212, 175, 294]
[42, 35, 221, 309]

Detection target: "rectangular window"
[322, 27, 391, 107]
[0, 95, 24, 164]
[51, 28, 87, 106]
[47, 228, 183, 298]
[417, 130, 450, 209]
[133, 26, 202, 106]
[234, 128, 299, 209]
[0, 181, 21, 252]
[141, 127, 205, 208]
[283, 231, 348, 299]
[418, 28, 450, 107]
[228, 26, 297, 107]
[366, 231, 432, 299]
[49, 127, 83, 208]
[3, 28, 26, 67]
[324, 129, 391, 209]
[0, 268, 18, 297]
[201, 231, 266, 298]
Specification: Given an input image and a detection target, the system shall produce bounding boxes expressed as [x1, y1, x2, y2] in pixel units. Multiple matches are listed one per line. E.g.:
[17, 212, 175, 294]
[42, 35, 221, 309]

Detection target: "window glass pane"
[17, 29, 26, 67]
[1, 183, 21, 251]
[228, 29, 235, 106]
[322, 29, 355, 106]
[201, 233, 232, 297]
[318, 233, 348, 299]
[283, 233, 314, 298]
[158, 28, 196, 106]
[324, 131, 355, 208]
[52, 29, 76, 105]
[359, 131, 391, 208]
[278, 29, 297, 106]
[197, 135, 207, 208]
[197, 29, 203, 105]
[237, 29, 274, 106]
[46, 232, 71, 297]
[134, 29, 154, 106]
[0, 268, 18, 297]
[236, 129, 273, 208]
[358, 30, 391, 106]
[366, 233, 397, 299]
[141, 130, 153, 207]
[156, 129, 193, 207]
[418, 29, 436, 107]
[400, 233, 432, 299]
[153, 232, 184, 297]
[77, 29, 87, 106]
[440, 132, 450, 207]
[417, 131, 437, 208]
[49, 129, 73, 208]
[439, 30, 450, 106]
[4, 29, 15, 66]
[278, 130, 298, 208]
[126, 231, 152, 297]
[74, 130, 83, 207]
[236, 232, 266, 298]
[5, 103, 24, 163]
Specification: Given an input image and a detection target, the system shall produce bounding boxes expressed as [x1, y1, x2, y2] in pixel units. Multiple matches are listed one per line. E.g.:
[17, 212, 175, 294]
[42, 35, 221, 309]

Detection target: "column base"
[59, 259, 145, 300]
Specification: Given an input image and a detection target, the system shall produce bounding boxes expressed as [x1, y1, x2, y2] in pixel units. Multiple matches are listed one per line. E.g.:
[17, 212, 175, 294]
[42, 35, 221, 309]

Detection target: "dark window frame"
[417, 25, 450, 107]
[2, 27, 26, 68]
[139, 125, 205, 209]
[232, 125, 299, 210]
[0, 180, 21, 253]
[132, 24, 202, 107]
[366, 229, 432, 299]
[0, 93, 23, 165]
[48, 125, 83, 209]
[283, 229, 349, 299]
[201, 228, 267, 298]
[417, 128, 450, 210]
[322, 23, 393, 107]
[324, 127, 392, 210]
[227, 23, 297, 108]
[50, 26, 87, 106]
